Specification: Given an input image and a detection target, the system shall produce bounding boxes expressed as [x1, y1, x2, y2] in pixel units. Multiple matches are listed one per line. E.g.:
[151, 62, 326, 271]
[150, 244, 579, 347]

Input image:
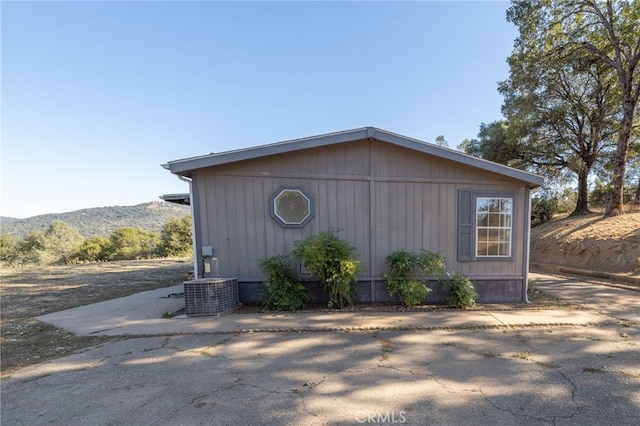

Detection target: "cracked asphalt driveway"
[3, 323, 639, 425]
[2, 273, 639, 425]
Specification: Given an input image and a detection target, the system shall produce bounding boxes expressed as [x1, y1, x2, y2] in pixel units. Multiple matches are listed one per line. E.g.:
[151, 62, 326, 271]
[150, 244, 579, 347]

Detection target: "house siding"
[191, 139, 530, 303]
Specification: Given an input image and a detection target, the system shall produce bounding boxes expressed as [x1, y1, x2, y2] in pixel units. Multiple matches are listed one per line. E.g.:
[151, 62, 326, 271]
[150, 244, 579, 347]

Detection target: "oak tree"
[505, 0, 640, 216]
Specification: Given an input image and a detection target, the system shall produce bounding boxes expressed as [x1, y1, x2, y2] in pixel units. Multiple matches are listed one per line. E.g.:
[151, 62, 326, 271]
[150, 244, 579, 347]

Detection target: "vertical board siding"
[200, 170, 371, 278]
[195, 140, 529, 294]
[438, 185, 450, 265]
[212, 139, 370, 176]
[373, 181, 458, 276]
[224, 176, 239, 276]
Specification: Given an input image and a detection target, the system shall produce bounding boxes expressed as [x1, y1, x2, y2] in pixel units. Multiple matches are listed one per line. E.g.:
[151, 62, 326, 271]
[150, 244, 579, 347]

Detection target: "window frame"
[269, 186, 315, 228]
[475, 196, 514, 259]
[457, 189, 516, 262]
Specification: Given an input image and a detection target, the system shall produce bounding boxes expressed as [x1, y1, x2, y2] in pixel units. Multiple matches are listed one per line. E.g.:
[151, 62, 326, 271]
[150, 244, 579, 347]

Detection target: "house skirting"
[237, 277, 526, 306]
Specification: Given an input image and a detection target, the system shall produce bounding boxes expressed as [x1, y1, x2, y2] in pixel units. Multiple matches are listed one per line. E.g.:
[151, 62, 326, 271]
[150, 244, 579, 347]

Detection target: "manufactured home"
[163, 127, 543, 304]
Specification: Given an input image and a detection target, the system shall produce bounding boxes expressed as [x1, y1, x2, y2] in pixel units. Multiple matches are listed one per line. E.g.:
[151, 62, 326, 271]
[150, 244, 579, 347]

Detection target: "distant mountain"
[0, 202, 191, 239]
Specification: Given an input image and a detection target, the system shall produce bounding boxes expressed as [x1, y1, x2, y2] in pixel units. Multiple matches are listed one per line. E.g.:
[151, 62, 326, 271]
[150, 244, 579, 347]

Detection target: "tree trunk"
[604, 98, 634, 217]
[606, 160, 625, 217]
[571, 167, 592, 216]
[635, 178, 640, 206]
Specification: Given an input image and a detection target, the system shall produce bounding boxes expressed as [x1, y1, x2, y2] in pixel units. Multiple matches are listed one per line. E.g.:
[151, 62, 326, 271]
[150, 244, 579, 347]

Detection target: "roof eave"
[165, 128, 372, 176]
[368, 128, 544, 188]
[165, 127, 544, 188]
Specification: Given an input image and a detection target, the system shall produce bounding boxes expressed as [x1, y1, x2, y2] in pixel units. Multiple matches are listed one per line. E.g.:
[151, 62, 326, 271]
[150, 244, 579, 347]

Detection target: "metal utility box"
[183, 278, 240, 316]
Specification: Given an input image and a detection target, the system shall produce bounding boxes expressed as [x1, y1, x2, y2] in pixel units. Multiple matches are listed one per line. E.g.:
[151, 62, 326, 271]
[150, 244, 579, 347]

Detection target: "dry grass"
[0, 259, 192, 375]
[530, 211, 640, 276]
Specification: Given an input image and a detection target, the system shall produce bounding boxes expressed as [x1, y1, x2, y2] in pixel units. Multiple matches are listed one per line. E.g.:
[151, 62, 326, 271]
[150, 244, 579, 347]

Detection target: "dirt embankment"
[530, 212, 640, 276]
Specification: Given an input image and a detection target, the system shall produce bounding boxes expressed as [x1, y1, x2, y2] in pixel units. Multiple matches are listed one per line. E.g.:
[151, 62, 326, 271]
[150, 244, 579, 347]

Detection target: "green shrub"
[444, 272, 478, 309]
[384, 251, 415, 278]
[399, 279, 432, 308]
[531, 196, 557, 227]
[383, 250, 446, 307]
[293, 230, 359, 309]
[527, 278, 536, 294]
[384, 251, 424, 307]
[414, 250, 447, 276]
[259, 255, 308, 311]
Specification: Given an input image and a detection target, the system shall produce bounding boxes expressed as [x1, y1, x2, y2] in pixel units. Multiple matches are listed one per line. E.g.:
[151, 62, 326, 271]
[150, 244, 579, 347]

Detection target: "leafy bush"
[398, 279, 432, 308]
[259, 255, 308, 311]
[293, 230, 359, 309]
[383, 250, 445, 307]
[444, 272, 478, 309]
[414, 250, 447, 276]
[531, 196, 557, 227]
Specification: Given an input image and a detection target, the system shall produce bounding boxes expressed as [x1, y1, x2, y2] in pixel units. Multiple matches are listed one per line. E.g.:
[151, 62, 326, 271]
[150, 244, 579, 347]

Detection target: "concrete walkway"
[5, 272, 639, 426]
[36, 272, 628, 337]
[530, 271, 640, 323]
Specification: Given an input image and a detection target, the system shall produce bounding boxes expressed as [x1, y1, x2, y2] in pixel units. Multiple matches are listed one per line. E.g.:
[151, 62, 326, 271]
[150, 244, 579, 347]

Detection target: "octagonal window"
[270, 187, 314, 228]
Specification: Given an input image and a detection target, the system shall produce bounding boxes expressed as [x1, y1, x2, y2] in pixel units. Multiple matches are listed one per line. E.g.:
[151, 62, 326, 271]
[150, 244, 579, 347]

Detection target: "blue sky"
[1, 0, 517, 219]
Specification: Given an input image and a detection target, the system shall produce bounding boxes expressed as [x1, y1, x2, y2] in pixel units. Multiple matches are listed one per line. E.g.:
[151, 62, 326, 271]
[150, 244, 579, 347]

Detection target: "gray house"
[163, 127, 543, 304]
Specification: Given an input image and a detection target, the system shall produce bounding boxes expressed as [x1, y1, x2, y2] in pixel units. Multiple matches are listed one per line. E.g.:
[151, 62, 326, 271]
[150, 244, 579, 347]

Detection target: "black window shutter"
[458, 189, 473, 261]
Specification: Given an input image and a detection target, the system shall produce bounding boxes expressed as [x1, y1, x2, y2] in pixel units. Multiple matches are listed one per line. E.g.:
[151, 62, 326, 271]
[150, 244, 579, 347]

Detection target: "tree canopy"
[1, 215, 193, 266]
[43, 221, 85, 264]
[160, 214, 193, 257]
[499, 36, 619, 215]
[504, 0, 640, 216]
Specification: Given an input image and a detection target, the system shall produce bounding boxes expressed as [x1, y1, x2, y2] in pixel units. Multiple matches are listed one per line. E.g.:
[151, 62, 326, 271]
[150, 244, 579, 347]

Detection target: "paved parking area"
[2, 273, 639, 425]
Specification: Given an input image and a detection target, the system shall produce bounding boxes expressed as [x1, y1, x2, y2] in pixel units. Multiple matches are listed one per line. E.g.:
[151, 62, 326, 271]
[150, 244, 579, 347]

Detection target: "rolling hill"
[0, 202, 191, 239]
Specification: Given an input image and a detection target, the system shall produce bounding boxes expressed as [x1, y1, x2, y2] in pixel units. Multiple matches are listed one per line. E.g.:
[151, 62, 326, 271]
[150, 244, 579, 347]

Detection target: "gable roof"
[163, 127, 544, 188]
